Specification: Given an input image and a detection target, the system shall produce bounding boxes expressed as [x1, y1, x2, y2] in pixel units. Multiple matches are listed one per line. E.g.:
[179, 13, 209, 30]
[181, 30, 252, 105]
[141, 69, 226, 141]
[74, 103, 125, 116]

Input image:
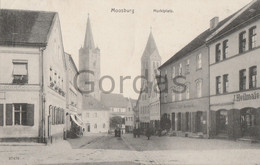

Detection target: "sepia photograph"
[0, 0, 260, 164]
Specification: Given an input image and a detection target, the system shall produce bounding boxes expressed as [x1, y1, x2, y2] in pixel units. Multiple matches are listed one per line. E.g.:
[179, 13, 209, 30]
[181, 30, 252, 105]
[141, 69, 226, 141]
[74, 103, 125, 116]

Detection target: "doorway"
[216, 110, 228, 135]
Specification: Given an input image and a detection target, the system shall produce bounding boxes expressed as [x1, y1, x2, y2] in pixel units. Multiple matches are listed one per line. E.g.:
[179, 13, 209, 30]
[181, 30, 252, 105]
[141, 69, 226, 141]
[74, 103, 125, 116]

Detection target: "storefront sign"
[233, 91, 260, 102]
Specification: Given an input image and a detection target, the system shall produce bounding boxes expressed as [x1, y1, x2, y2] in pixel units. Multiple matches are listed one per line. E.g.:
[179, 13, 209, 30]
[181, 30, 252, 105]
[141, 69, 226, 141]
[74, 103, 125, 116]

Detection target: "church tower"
[79, 15, 101, 101]
[141, 30, 161, 87]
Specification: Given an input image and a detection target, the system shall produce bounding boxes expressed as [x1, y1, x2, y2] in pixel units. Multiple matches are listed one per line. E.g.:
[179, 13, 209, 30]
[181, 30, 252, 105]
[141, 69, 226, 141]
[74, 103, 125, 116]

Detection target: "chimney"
[210, 17, 219, 30]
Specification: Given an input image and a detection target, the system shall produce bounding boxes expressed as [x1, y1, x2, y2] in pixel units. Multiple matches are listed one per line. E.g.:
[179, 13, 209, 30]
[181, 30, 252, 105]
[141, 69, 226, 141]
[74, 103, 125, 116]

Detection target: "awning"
[70, 115, 84, 128]
[75, 114, 84, 125]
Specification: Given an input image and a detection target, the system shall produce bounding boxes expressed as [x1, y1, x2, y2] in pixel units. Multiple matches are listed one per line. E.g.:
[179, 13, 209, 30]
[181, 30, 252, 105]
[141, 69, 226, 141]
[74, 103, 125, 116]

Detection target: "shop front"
[210, 90, 260, 140]
[160, 97, 209, 137]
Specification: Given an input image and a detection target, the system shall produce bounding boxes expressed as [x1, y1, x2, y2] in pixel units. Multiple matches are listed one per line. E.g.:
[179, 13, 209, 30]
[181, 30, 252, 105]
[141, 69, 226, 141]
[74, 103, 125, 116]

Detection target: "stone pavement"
[1, 134, 260, 165]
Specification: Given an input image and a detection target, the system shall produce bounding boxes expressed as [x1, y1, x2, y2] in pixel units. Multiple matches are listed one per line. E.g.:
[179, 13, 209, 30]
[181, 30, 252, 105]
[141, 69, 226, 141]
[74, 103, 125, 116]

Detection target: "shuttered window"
[0, 104, 3, 126]
[5, 104, 34, 126]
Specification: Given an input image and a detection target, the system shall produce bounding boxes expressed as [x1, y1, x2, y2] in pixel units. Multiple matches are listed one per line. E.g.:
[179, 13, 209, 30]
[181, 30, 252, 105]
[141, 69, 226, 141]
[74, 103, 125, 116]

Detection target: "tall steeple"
[83, 14, 95, 49]
[142, 30, 158, 57]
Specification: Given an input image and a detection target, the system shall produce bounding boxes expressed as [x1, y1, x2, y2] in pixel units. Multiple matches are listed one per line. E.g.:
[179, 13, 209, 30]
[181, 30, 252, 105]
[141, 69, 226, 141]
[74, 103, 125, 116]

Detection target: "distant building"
[0, 9, 67, 143]
[81, 95, 109, 133]
[65, 53, 84, 138]
[78, 15, 100, 101]
[125, 98, 136, 133]
[137, 30, 161, 131]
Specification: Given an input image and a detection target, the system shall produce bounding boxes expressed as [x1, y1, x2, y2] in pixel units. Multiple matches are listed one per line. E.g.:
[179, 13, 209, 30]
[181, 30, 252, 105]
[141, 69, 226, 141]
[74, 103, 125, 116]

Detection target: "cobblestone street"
[1, 133, 260, 164]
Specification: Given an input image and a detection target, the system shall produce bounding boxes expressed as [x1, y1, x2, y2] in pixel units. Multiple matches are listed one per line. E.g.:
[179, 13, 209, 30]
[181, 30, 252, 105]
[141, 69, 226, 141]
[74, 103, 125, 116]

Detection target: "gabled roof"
[83, 15, 95, 49]
[159, 10, 238, 69]
[101, 93, 128, 108]
[0, 9, 56, 46]
[208, 0, 260, 43]
[82, 95, 109, 111]
[65, 53, 79, 73]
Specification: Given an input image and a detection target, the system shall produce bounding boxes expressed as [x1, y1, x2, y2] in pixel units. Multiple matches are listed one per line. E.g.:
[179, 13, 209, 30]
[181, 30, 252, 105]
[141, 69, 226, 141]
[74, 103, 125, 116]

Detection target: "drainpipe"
[39, 47, 46, 143]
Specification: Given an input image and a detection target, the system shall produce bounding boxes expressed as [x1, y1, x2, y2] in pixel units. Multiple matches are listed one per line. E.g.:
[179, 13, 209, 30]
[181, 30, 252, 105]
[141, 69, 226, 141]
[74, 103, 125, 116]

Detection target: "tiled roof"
[208, 0, 260, 43]
[159, 10, 238, 69]
[82, 95, 109, 111]
[0, 9, 56, 46]
[101, 93, 128, 108]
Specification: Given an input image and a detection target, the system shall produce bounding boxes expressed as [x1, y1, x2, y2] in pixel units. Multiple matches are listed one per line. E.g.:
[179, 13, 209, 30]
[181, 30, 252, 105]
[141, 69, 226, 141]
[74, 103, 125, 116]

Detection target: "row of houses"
[0, 9, 85, 143]
[0, 9, 138, 142]
[157, 0, 260, 140]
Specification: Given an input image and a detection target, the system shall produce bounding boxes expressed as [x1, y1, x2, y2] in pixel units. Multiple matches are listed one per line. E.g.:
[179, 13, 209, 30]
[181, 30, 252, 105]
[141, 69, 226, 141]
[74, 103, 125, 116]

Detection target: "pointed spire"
[83, 14, 95, 49]
[143, 30, 158, 56]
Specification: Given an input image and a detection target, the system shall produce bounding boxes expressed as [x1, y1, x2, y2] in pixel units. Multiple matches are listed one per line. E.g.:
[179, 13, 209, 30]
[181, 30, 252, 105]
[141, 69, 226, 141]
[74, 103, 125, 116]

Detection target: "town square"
[1, 0, 260, 164]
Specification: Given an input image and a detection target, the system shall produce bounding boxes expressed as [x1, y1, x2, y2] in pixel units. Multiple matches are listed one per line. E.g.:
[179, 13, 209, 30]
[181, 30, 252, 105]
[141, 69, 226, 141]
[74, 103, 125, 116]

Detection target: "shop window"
[5, 104, 34, 126]
[12, 62, 28, 84]
[215, 43, 221, 62]
[223, 74, 229, 93]
[239, 69, 246, 91]
[249, 26, 256, 50]
[239, 31, 246, 53]
[223, 40, 228, 60]
[249, 66, 257, 89]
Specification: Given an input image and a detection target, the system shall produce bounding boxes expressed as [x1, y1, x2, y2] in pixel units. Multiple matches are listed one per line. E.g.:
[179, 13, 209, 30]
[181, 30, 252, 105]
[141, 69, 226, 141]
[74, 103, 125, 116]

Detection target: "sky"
[2, 0, 252, 99]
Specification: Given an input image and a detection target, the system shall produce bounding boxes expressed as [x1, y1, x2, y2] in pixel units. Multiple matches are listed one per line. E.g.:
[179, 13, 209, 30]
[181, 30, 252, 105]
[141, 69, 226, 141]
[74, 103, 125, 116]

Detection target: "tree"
[110, 116, 123, 129]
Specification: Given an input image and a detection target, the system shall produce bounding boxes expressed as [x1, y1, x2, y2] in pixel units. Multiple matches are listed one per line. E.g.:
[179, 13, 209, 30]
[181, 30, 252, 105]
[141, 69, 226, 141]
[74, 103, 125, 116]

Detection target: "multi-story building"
[158, 8, 241, 137]
[65, 53, 84, 138]
[0, 9, 67, 143]
[81, 95, 109, 133]
[137, 30, 161, 131]
[125, 98, 136, 133]
[208, 0, 260, 140]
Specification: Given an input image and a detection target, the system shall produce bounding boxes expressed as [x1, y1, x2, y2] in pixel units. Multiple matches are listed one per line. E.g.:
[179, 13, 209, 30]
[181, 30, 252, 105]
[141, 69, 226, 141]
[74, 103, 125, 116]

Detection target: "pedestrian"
[133, 128, 136, 138]
[146, 127, 151, 140]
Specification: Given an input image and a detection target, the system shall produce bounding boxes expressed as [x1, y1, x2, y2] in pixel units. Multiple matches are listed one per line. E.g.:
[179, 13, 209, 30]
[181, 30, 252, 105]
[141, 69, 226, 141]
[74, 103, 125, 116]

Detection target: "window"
[172, 66, 175, 79]
[223, 40, 228, 60]
[5, 104, 34, 126]
[239, 69, 246, 91]
[164, 94, 167, 103]
[179, 63, 183, 75]
[103, 123, 106, 128]
[215, 43, 221, 62]
[216, 76, 221, 94]
[186, 59, 190, 74]
[186, 84, 190, 99]
[196, 80, 202, 97]
[223, 74, 229, 93]
[239, 31, 246, 53]
[94, 124, 97, 129]
[197, 54, 202, 69]
[249, 26, 256, 50]
[249, 66, 257, 89]
[12, 62, 28, 84]
[171, 89, 175, 102]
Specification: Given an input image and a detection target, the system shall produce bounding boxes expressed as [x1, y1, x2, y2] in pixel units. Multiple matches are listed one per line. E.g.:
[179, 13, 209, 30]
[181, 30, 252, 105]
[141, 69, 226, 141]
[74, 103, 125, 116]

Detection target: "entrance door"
[196, 111, 203, 132]
[241, 108, 256, 137]
[177, 113, 181, 131]
[216, 110, 228, 135]
[171, 113, 175, 130]
[88, 124, 91, 132]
